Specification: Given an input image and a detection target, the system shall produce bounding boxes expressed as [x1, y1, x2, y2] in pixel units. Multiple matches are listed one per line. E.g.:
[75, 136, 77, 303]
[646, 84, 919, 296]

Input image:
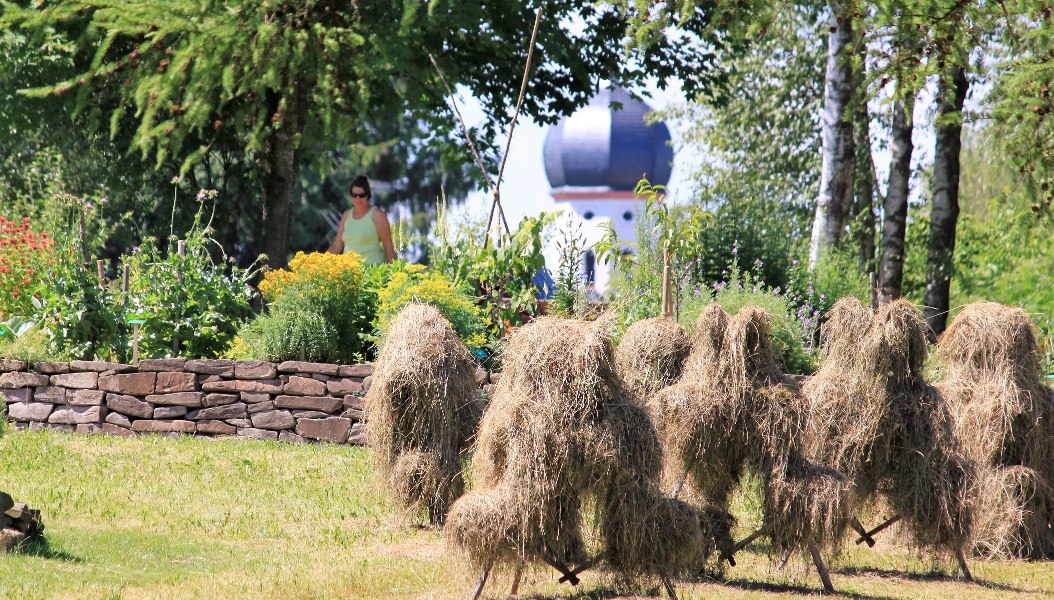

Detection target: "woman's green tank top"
[341, 207, 385, 265]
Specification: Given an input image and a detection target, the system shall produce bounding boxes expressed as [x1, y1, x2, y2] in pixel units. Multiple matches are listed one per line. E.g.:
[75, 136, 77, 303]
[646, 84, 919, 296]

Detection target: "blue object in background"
[533, 268, 556, 300]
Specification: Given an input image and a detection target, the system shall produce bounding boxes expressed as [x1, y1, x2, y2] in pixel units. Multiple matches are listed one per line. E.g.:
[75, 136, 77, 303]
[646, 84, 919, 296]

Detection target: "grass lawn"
[0, 429, 1052, 599]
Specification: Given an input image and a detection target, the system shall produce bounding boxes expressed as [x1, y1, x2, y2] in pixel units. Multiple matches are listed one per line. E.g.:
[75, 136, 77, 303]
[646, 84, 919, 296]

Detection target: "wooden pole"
[723, 526, 766, 566]
[661, 248, 673, 318]
[850, 516, 877, 547]
[469, 561, 493, 600]
[807, 537, 836, 593]
[122, 264, 130, 293]
[955, 548, 973, 582]
[661, 574, 678, 599]
[132, 323, 141, 365]
[96, 260, 105, 286]
[855, 515, 901, 545]
[509, 562, 524, 595]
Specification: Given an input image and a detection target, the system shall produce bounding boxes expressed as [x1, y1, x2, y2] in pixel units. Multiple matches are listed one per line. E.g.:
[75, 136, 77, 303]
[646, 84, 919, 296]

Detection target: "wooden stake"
[850, 516, 876, 547]
[509, 562, 524, 595]
[955, 548, 973, 582]
[870, 271, 878, 311]
[96, 259, 105, 285]
[855, 515, 901, 545]
[469, 561, 493, 600]
[122, 264, 130, 293]
[807, 537, 835, 593]
[661, 248, 673, 318]
[556, 558, 592, 584]
[541, 553, 580, 585]
[723, 526, 766, 565]
[661, 574, 678, 599]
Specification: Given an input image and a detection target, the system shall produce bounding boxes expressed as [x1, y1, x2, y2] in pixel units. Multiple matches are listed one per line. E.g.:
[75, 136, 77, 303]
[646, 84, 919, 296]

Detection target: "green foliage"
[375, 264, 488, 351]
[236, 293, 336, 363]
[550, 218, 588, 317]
[124, 194, 258, 359]
[0, 326, 52, 364]
[431, 201, 553, 335]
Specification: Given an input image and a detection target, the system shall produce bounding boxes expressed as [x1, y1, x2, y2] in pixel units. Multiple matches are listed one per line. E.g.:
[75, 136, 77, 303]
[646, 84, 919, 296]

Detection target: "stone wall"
[1, 358, 498, 445]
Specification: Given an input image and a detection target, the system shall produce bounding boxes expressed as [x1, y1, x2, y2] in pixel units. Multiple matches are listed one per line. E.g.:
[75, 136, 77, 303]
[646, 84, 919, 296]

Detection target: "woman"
[327, 174, 396, 264]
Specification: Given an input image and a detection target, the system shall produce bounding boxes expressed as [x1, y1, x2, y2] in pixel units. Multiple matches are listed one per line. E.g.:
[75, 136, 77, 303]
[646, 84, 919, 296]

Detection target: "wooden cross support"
[722, 526, 766, 566]
[468, 561, 493, 600]
[541, 553, 581, 586]
[807, 538, 836, 593]
[854, 515, 901, 545]
[850, 516, 877, 547]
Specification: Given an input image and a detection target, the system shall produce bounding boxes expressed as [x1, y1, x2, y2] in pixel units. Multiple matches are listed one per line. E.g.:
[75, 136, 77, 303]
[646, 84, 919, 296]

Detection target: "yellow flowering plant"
[376, 266, 488, 351]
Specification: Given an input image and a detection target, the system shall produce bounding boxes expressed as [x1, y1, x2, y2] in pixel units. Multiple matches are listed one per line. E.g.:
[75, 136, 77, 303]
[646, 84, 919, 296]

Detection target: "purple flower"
[196, 190, 207, 201]
[100, 196, 109, 204]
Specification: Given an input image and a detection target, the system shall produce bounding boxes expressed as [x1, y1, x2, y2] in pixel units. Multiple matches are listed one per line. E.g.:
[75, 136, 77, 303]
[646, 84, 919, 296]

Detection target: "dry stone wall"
[1, 358, 497, 445]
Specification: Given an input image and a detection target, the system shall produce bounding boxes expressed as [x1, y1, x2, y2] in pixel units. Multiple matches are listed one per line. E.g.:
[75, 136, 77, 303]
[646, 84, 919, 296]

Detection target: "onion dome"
[543, 86, 673, 191]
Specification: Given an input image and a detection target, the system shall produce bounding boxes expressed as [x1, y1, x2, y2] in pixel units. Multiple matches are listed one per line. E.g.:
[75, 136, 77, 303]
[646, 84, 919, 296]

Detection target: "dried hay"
[938, 302, 1054, 558]
[366, 303, 482, 525]
[804, 299, 974, 557]
[446, 315, 703, 584]
[652, 304, 851, 557]
[615, 317, 691, 398]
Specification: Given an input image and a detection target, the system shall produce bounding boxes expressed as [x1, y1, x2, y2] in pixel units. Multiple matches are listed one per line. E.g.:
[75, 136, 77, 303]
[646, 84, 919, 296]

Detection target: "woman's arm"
[373, 208, 396, 263]
[327, 211, 349, 254]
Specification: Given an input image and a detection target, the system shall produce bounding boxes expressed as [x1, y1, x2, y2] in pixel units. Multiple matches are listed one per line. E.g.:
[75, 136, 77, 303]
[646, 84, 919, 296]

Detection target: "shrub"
[375, 264, 487, 350]
[125, 228, 257, 359]
[257, 251, 373, 363]
[0, 326, 53, 364]
[237, 293, 338, 362]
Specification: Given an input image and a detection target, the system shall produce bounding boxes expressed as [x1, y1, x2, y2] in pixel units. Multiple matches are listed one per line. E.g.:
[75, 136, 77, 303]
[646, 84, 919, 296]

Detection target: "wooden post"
[807, 537, 836, 593]
[850, 516, 876, 547]
[469, 561, 493, 600]
[176, 240, 186, 284]
[855, 515, 901, 545]
[661, 248, 673, 318]
[661, 574, 678, 599]
[96, 260, 105, 286]
[132, 322, 141, 364]
[955, 548, 973, 582]
[723, 526, 766, 565]
[122, 264, 130, 293]
[509, 563, 524, 595]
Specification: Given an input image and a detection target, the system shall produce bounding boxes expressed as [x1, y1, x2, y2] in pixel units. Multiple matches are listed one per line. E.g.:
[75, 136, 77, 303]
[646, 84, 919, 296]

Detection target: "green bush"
[236, 293, 338, 362]
[375, 264, 488, 351]
[0, 326, 53, 364]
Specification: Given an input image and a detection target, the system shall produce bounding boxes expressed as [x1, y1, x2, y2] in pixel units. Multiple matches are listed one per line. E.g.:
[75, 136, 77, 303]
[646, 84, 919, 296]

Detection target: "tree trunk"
[923, 66, 969, 336]
[260, 88, 307, 269]
[877, 94, 915, 306]
[851, 99, 877, 274]
[809, 2, 856, 269]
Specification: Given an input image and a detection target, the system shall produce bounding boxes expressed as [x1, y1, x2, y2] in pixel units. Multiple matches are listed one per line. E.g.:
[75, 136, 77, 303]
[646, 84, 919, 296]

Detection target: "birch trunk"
[809, 2, 856, 269]
[923, 66, 969, 336]
[877, 95, 915, 306]
[852, 99, 877, 274]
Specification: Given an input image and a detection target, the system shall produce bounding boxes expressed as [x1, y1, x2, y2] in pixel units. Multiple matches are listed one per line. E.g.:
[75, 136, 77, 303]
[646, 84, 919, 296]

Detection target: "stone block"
[0, 359, 27, 372]
[137, 358, 187, 372]
[251, 410, 295, 430]
[153, 405, 188, 419]
[277, 361, 339, 376]
[70, 360, 134, 373]
[283, 376, 326, 396]
[203, 393, 238, 407]
[8, 402, 53, 422]
[105, 412, 133, 428]
[295, 417, 351, 443]
[196, 420, 236, 435]
[131, 420, 196, 434]
[241, 392, 272, 403]
[341, 408, 365, 421]
[237, 427, 278, 441]
[49, 405, 105, 425]
[274, 395, 342, 413]
[34, 361, 69, 374]
[246, 401, 274, 415]
[338, 364, 373, 378]
[1, 388, 31, 404]
[184, 359, 235, 376]
[99, 372, 156, 395]
[362, 376, 373, 392]
[201, 379, 282, 394]
[30, 422, 73, 433]
[225, 419, 252, 428]
[343, 395, 365, 411]
[68, 389, 105, 406]
[100, 423, 135, 437]
[234, 360, 277, 379]
[106, 394, 153, 419]
[309, 374, 331, 382]
[279, 431, 306, 444]
[49, 372, 97, 389]
[145, 392, 203, 407]
[33, 386, 67, 403]
[348, 422, 366, 445]
[0, 372, 48, 388]
[189, 403, 248, 421]
[327, 378, 362, 395]
[154, 372, 197, 393]
[75, 423, 105, 435]
[292, 410, 330, 419]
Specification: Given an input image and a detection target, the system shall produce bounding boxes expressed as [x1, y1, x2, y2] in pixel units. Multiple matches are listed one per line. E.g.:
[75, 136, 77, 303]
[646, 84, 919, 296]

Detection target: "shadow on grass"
[15, 536, 83, 563]
[720, 577, 899, 599]
[833, 565, 1022, 593]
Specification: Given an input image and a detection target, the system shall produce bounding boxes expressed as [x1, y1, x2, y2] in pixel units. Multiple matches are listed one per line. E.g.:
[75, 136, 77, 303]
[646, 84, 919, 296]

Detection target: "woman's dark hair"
[350, 174, 371, 199]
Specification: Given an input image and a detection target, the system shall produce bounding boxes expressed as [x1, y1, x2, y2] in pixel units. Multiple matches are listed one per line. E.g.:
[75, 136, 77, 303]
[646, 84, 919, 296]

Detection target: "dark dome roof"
[543, 87, 673, 191]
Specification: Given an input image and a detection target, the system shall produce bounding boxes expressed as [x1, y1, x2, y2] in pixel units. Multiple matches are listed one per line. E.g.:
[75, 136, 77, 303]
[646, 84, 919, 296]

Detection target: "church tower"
[542, 87, 673, 293]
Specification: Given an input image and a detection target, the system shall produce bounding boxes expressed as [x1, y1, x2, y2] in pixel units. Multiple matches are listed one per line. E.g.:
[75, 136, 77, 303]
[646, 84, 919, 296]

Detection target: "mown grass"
[1, 430, 1052, 599]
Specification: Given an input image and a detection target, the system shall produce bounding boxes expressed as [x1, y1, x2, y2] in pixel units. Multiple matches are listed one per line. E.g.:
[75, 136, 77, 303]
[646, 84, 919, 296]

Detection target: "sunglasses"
[351, 192, 369, 198]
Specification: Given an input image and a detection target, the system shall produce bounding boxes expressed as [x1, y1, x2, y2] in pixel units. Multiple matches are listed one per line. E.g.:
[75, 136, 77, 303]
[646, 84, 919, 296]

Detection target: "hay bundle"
[652, 304, 852, 557]
[446, 316, 703, 584]
[615, 317, 691, 398]
[804, 299, 974, 556]
[938, 302, 1054, 558]
[366, 303, 482, 525]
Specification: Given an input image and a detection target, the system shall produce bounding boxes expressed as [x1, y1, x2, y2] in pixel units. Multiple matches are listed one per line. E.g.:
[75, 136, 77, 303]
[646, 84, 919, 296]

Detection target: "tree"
[6, 1, 723, 267]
